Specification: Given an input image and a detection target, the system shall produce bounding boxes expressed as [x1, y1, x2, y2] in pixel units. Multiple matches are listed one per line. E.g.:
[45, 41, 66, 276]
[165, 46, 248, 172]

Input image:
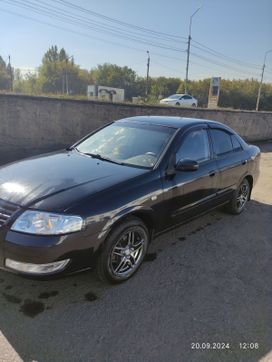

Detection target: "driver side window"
[176, 129, 210, 163]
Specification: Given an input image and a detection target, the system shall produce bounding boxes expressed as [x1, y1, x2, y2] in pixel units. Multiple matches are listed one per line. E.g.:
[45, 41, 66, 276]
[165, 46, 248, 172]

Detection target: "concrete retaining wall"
[0, 94, 272, 165]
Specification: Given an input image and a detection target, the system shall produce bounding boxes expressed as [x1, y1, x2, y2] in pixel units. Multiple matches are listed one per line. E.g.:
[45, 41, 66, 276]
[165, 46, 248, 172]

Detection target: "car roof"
[116, 116, 230, 131]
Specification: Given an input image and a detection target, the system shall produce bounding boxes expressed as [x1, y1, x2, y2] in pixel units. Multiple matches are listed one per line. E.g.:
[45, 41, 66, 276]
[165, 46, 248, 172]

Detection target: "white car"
[160, 94, 198, 107]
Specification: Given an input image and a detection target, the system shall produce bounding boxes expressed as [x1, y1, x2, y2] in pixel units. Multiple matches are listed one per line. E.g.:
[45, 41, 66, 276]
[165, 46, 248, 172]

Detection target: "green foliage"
[13, 70, 41, 95]
[150, 77, 181, 98]
[177, 79, 210, 107]
[90, 63, 141, 99]
[37, 45, 91, 94]
[2, 46, 272, 111]
[0, 56, 12, 90]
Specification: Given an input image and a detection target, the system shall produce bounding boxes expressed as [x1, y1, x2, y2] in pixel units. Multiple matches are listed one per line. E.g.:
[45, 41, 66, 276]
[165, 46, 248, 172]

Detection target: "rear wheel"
[226, 178, 250, 214]
[96, 218, 149, 284]
[192, 103, 196, 107]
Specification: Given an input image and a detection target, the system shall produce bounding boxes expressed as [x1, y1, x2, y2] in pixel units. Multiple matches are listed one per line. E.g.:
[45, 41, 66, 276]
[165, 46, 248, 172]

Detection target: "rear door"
[208, 127, 249, 203]
[181, 95, 193, 107]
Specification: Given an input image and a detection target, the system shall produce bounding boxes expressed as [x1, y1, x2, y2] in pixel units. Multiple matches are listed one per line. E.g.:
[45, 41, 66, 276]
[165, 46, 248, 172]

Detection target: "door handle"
[209, 171, 216, 177]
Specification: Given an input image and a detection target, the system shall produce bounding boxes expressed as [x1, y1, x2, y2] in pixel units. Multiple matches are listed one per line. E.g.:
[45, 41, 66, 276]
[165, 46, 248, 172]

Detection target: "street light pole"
[256, 49, 272, 111]
[146, 50, 150, 98]
[8, 55, 13, 92]
[184, 7, 201, 94]
[65, 55, 74, 95]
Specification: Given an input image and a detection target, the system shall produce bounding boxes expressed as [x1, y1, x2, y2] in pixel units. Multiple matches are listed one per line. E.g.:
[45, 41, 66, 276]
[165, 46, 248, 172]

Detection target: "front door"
[162, 127, 219, 227]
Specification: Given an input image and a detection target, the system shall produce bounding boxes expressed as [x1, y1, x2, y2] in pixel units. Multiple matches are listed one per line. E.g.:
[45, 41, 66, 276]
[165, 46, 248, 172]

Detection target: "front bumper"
[5, 258, 70, 275]
[0, 227, 101, 278]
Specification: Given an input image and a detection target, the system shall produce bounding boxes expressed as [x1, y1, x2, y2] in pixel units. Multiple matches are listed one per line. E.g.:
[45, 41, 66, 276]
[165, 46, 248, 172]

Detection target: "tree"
[38, 45, 89, 94]
[150, 77, 181, 98]
[90, 63, 140, 100]
[177, 79, 210, 107]
[13, 71, 41, 95]
[0, 56, 12, 90]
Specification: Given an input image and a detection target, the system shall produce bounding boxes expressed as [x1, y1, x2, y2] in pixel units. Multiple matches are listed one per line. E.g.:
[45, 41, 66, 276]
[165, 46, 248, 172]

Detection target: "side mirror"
[175, 159, 199, 171]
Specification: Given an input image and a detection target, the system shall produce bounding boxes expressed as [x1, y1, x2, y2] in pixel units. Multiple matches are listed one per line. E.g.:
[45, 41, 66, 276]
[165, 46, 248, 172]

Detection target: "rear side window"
[231, 135, 243, 152]
[210, 129, 233, 156]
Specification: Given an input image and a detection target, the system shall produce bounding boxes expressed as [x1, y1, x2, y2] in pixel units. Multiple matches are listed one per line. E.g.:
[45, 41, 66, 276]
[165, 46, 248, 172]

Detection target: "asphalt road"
[0, 143, 272, 362]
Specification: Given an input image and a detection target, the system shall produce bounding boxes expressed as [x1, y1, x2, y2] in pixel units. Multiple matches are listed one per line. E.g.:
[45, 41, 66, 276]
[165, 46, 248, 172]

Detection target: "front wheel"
[96, 218, 149, 284]
[175, 102, 180, 106]
[226, 178, 250, 214]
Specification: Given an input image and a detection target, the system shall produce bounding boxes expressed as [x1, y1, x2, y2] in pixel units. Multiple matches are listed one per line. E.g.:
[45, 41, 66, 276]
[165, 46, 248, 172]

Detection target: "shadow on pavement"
[0, 200, 271, 362]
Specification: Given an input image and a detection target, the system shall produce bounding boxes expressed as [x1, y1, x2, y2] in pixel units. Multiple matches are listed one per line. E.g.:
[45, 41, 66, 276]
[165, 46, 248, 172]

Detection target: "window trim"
[208, 128, 237, 158]
[174, 126, 212, 165]
[231, 134, 243, 152]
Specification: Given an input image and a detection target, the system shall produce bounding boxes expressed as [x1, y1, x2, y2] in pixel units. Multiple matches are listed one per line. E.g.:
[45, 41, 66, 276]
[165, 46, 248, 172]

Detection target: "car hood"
[160, 98, 173, 102]
[0, 150, 147, 211]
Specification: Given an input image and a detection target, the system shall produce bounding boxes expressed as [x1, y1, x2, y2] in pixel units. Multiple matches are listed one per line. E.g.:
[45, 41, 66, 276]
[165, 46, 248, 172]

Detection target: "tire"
[96, 217, 149, 284]
[175, 102, 180, 106]
[226, 178, 250, 215]
[192, 103, 196, 107]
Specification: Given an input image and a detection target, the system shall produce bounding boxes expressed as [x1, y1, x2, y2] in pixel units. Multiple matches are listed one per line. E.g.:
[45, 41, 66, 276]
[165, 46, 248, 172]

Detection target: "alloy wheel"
[236, 181, 249, 211]
[109, 227, 146, 278]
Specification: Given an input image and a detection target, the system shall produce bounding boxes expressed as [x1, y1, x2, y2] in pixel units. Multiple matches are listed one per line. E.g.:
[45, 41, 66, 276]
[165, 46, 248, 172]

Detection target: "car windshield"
[168, 95, 182, 99]
[76, 122, 175, 169]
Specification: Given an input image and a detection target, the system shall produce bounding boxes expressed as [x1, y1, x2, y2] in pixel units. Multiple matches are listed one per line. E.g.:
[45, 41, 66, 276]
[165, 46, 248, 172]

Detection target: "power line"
[52, 0, 187, 41]
[151, 60, 184, 75]
[39, 0, 186, 45]
[3, 0, 186, 53]
[190, 52, 261, 78]
[1, 0, 269, 81]
[0, 6, 187, 69]
[191, 39, 261, 70]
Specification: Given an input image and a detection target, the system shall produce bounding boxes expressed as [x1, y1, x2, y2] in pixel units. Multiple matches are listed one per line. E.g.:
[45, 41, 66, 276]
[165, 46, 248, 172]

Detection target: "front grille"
[0, 199, 20, 228]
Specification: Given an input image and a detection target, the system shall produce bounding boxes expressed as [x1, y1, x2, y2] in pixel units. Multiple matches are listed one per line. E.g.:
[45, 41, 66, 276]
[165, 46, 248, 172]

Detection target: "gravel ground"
[0, 143, 271, 362]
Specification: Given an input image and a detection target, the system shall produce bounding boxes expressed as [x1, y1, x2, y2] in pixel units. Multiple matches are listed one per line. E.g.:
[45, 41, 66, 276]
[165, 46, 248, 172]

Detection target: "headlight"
[11, 210, 84, 235]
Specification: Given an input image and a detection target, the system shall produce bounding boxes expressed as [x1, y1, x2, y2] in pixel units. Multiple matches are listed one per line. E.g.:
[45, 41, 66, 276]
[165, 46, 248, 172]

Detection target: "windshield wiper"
[83, 153, 124, 165]
[66, 145, 77, 151]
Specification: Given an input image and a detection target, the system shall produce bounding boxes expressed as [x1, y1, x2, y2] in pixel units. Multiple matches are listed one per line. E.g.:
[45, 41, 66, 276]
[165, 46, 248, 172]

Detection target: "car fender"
[97, 205, 156, 248]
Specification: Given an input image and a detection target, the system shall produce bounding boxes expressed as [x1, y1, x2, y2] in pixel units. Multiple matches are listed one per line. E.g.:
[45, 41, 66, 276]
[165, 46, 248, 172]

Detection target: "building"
[87, 85, 125, 102]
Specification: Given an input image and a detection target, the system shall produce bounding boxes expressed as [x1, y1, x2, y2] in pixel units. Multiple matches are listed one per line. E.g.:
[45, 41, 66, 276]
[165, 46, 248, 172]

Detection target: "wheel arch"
[95, 208, 155, 257]
[245, 174, 253, 199]
[108, 209, 155, 240]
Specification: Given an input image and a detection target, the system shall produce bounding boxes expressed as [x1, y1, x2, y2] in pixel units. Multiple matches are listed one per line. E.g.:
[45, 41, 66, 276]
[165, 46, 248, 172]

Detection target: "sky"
[0, 0, 272, 82]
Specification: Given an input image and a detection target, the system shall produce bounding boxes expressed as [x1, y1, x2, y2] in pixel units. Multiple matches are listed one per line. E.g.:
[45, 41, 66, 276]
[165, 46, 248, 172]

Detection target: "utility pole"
[146, 50, 150, 98]
[185, 7, 201, 94]
[256, 49, 272, 111]
[65, 55, 73, 95]
[8, 55, 13, 92]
